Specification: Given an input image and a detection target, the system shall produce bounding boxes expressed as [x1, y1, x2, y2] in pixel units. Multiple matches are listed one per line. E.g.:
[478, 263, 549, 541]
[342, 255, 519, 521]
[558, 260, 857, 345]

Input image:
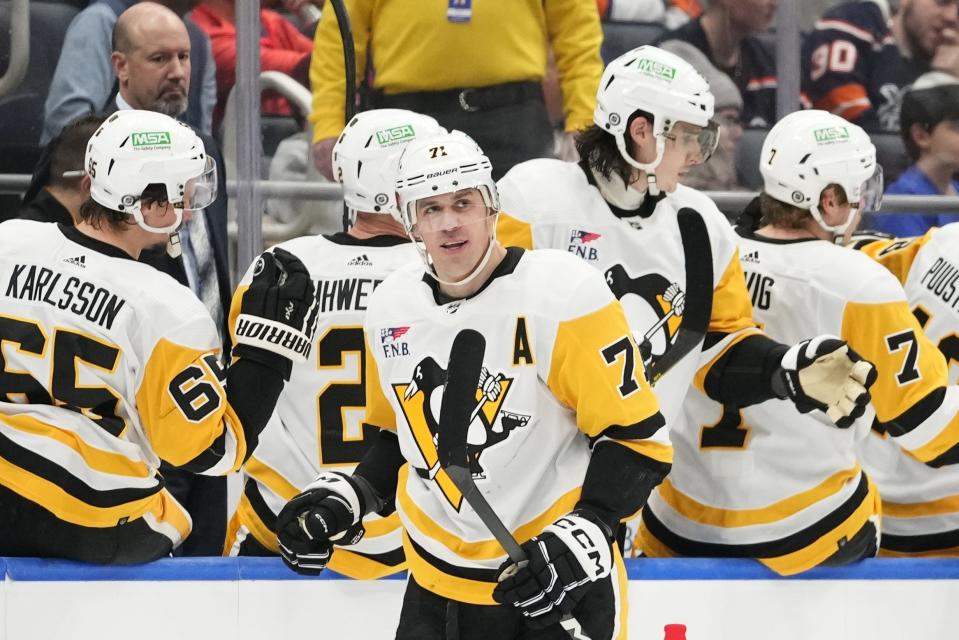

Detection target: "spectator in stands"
[598, 0, 666, 23]
[107, 1, 233, 558]
[660, 39, 745, 192]
[42, 0, 215, 144]
[656, 0, 779, 127]
[598, 0, 703, 28]
[17, 115, 105, 225]
[804, 0, 959, 133]
[309, 0, 603, 181]
[191, 1, 315, 131]
[871, 71, 959, 235]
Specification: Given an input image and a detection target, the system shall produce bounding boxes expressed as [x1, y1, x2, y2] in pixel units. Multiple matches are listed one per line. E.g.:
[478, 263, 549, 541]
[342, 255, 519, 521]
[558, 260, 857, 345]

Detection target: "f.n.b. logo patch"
[568, 229, 602, 261]
[380, 326, 410, 358]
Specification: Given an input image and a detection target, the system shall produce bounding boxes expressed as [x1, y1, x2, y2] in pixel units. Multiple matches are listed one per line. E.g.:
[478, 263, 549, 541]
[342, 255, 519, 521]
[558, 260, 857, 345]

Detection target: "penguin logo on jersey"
[604, 265, 685, 366]
[392, 360, 530, 509]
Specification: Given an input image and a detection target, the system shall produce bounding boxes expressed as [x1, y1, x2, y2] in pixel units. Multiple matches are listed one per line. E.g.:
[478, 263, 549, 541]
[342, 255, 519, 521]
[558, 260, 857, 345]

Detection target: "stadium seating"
[872, 131, 909, 186]
[601, 21, 666, 64]
[0, 1, 80, 175]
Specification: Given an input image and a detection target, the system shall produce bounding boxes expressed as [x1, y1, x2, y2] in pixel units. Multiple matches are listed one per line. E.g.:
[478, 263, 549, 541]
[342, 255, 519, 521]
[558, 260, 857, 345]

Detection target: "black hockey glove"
[492, 511, 613, 629]
[774, 336, 877, 429]
[233, 248, 319, 380]
[275, 472, 366, 576]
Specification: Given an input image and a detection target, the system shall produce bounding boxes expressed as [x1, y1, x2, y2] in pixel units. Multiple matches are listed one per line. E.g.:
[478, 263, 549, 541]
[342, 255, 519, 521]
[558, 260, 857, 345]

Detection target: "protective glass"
[857, 164, 884, 213]
[181, 156, 218, 211]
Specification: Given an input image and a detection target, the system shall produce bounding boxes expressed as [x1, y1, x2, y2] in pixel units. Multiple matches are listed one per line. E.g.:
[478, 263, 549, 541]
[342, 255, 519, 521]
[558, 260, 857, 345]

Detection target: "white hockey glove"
[776, 336, 877, 429]
[275, 471, 366, 576]
[233, 248, 319, 380]
[479, 367, 502, 402]
[663, 283, 685, 316]
[492, 510, 613, 629]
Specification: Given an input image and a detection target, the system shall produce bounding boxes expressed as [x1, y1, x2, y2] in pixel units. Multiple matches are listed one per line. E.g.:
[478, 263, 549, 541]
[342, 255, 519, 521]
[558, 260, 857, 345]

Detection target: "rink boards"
[1, 557, 955, 639]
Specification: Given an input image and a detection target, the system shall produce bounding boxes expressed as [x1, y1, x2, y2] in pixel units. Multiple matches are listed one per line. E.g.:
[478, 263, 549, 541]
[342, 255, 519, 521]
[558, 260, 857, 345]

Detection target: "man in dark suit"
[103, 1, 232, 556]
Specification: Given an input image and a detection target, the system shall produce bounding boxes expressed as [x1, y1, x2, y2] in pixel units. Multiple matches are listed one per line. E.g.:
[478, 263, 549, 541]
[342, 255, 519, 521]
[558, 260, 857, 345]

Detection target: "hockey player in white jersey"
[496, 45, 877, 551]
[274, 131, 672, 639]
[0, 110, 318, 563]
[854, 223, 959, 555]
[641, 110, 959, 575]
[225, 109, 444, 578]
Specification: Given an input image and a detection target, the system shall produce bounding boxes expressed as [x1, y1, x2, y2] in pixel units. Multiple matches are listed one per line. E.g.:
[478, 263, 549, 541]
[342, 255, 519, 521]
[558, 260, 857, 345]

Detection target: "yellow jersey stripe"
[245, 456, 300, 501]
[613, 546, 629, 640]
[403, 530, 497, 604]
[327, 547, 406, 580]
[909, 411, 959, 463]
[883, 492, 959, 518]
[0, 413, 151, 478]
[760, 478, 879, 576]
[657, 466, 862, 528]
[398, 465, 580, 560]
[0, 454, 162, 527]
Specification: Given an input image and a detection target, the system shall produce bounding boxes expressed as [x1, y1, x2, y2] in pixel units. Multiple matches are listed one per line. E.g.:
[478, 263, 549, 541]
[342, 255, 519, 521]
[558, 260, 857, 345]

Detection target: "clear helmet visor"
[693, 119, 721, 164]
[181, 156, 218, 212]
[856, 164, 884, 214]
[664, 119, 721, 166]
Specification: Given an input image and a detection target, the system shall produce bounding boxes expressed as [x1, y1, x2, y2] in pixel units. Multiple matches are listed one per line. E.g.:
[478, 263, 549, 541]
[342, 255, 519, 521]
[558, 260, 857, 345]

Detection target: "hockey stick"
[426, 369, 503, 479]
[437, 330, 592, 640]
[644, 207, 714, 386]
[327, 0, 357, 232]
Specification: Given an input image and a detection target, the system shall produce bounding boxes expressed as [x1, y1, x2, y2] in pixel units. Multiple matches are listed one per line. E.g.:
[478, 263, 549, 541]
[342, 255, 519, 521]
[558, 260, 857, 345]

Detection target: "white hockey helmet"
[394, 130, 499, 286]
[760, 110, 883, 235]
[331, 109, 446, 222]
[594, 45, 719, 189]
[85, 110, 216, 234]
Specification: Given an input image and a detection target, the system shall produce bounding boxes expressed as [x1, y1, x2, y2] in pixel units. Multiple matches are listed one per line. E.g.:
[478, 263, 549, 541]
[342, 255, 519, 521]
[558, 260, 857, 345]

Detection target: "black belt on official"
[369, 81, 543, 113]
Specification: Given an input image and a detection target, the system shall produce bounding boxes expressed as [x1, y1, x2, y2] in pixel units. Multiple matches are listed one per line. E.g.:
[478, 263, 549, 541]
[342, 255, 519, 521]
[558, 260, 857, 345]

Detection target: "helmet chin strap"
[615, 133, 666, 197]
[809, 201, 858, 241]
[126, 201, 184, 256]
[167, 231, 183, 258]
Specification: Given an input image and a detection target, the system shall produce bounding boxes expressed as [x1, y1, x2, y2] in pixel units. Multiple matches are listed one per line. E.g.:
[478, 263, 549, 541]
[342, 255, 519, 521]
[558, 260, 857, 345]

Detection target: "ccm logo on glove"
[554, 516, 606, 576]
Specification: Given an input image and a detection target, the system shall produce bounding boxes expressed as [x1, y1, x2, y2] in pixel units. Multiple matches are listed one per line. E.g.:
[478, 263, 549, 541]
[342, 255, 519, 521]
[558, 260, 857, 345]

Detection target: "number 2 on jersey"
[316, 326, 376, 465]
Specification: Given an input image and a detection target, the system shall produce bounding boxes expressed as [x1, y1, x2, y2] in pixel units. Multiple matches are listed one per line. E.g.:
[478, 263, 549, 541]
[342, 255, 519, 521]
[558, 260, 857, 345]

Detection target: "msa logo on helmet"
[636, 58, 676, 81]
[813, 126, 850, 145]
[375, 125, 416, 146]
[131, 131, 172, 149]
